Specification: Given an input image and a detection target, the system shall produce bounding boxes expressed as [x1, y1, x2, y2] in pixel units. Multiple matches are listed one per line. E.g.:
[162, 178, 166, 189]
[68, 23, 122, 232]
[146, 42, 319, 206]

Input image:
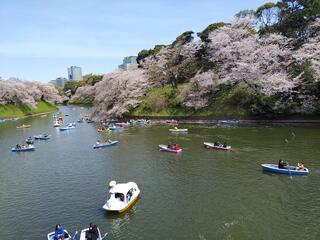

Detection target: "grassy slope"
[0, 101, 57, 119]
[128, 83, 249, 117]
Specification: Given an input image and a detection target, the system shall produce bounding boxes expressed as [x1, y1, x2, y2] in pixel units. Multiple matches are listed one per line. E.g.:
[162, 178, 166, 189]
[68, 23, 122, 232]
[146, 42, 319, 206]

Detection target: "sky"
[0, 0, 274, 82]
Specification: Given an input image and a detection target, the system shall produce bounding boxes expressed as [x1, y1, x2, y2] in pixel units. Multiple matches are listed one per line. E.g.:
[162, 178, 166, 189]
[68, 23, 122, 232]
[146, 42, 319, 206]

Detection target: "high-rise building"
[68, 66, 83, 80]
[49, 77, 68, 87]
[118, 56, 138, 70]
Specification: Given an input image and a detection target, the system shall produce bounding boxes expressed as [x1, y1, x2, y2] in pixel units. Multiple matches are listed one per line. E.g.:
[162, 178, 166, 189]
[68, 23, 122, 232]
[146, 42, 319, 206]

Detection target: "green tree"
[172, 31, 194, 46]
[64, 80, 80, 95]
[197, 22, 228, 42]
[277, 0, 320, 40]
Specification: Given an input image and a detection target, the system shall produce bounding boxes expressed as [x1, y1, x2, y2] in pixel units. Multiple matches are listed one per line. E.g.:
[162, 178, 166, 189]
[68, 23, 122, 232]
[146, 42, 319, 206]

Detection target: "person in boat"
[86, 223, 99, 240]
[296, 162, 305, 171]
[167, 143, 172, 149]
[214, 141, 220, 146]
[96, 140, 100, 145]
[54, 224, 65, 240]
[278, 159, 285, 169]
[223, 142, 228, 148]
[105, 139, 112, 144]
[172, 144, 180, 151]
[16, 144, 21, 149]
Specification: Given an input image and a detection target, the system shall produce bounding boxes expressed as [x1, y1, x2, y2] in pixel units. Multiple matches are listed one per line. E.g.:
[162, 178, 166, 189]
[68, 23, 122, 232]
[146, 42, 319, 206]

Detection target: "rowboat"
[25, 136, 34, 144]
[203, 142, 231, 151]
[103, 181, 140, 213]
[16, 124, 31, 129]
[108, 126, 124, 131]
[261, 164, 309, 175]
[47, 229, 77, 240]
[169, 128, 188, 133]
[79, 226, 107, 240]
[218, 120, 239, 125]
[159, 144, 182, 153]
[34, 134, 51, 140]
[93, 141, 118, 149]
[60, 126, 75, 131]
[11, 145, 35, 152]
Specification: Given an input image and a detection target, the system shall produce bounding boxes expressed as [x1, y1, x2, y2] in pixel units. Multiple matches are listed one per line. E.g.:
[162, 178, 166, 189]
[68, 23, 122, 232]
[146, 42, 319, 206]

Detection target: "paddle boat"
[159, 144, 182, 153]
[16, 124, 31, 129]
[103, 181, 140, 213]
[203, 142, 231, 151]
[11, 144, 35, 152]
[169, 127, 188, 133]
[79, 225, 107, 240]
[93, 141, 118, 149]
[47, 229, 77, 240]
[59, 125, 75, 131]
[218, 120, 240, 125]
[0, 119, 5, 123]
[25, 136, 34, 144]
[34, 134, 51, 140]
[261, 164, 309, 175]
[53, 120, 61, 127]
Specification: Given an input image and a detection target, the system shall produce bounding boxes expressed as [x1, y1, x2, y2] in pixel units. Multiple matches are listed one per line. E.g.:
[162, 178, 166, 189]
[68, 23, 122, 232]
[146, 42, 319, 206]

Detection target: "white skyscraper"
[68, 66, 83, 80]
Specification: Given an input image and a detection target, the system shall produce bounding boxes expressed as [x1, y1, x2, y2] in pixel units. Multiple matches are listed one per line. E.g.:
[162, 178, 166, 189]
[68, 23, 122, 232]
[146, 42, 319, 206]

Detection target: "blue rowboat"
[60, 126, 75, 131]
[261, 164, 309, 175]
[11, 145, 35, 152]
[218, 120, 239, 125]
[93, 141, 118, 149]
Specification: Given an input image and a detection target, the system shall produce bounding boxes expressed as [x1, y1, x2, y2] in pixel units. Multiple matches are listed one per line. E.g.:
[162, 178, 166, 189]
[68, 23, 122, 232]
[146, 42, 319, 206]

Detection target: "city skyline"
[0, 0, 274, 82]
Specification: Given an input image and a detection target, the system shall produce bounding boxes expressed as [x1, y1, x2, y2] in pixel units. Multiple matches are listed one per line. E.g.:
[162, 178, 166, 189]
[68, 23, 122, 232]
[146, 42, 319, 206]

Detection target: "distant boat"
[11, 145, 35, 152]
[159, 144, 182, 153]
[16, 124, 31, 129]
[218, 120, 239, 125]
[34, 134, 51, 140]
[169, 127, 188, 133]
[93, 141, 118, 149]
[60, 125, 75, 131]
[203, 142, 231, 151]
[108, 126, 124, 131]
[25, 136, 34, 144]
[53, 120, 61, 127]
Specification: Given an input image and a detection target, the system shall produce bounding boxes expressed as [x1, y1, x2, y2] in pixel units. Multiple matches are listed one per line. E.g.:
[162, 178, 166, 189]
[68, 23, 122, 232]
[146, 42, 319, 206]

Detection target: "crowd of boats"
[8, 113, 309, 238]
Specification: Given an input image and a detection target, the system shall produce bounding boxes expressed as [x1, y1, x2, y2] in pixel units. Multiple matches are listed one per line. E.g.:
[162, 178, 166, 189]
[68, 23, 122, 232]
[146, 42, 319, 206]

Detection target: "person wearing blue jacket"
[54, 224, 65, 240]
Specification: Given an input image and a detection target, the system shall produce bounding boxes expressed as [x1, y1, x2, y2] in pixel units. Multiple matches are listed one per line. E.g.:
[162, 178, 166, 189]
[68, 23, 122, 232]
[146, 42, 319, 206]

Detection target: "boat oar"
[101, 232, 108, 240]
[72, 231, 78, 240]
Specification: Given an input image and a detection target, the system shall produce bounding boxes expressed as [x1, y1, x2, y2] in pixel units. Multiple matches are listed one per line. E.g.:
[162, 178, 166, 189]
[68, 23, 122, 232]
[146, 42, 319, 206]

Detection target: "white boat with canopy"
[102, 181, 140, 213]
